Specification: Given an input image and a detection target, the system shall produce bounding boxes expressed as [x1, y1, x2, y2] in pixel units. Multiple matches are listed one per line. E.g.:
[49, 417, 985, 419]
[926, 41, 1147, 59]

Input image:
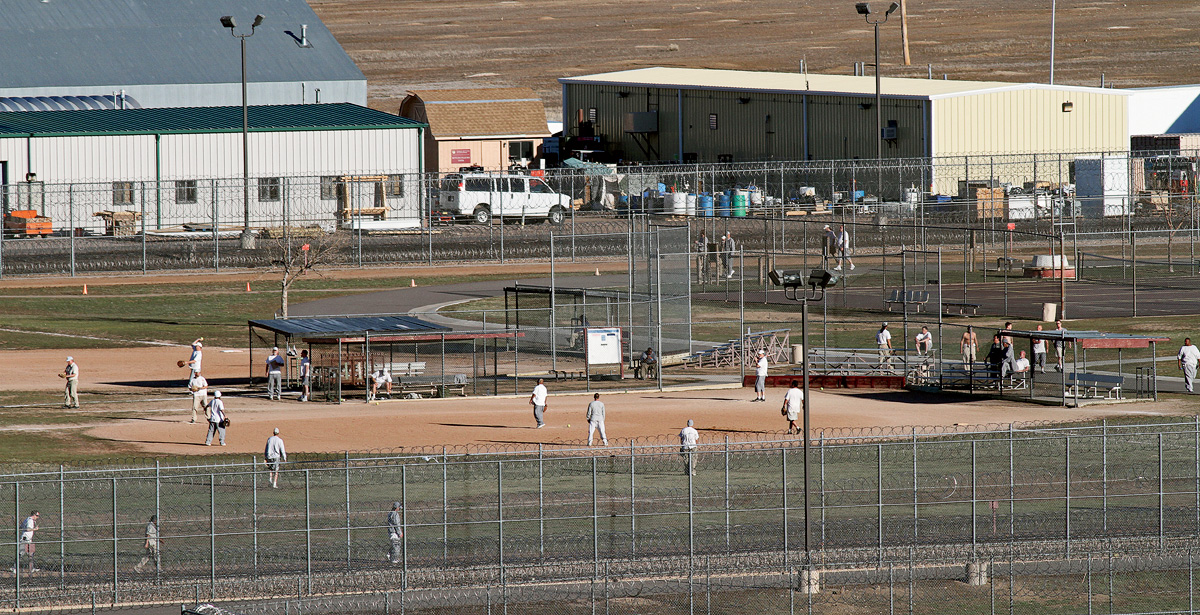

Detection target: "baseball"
[567, 424, 571, 428]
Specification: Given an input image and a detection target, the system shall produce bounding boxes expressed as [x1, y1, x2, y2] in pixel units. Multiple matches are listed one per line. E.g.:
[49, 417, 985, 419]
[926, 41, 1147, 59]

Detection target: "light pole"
[221, 14, 265, 250]
[770, 268, 837, 565]
[856, 2, 899, 199]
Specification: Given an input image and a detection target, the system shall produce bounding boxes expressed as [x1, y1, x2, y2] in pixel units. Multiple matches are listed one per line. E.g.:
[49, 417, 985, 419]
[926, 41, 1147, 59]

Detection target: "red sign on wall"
[450, 149, 472, 164]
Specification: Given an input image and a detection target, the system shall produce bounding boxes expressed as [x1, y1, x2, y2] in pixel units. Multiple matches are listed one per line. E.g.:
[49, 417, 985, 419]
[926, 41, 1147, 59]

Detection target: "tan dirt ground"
[309, 0, 1200, 114]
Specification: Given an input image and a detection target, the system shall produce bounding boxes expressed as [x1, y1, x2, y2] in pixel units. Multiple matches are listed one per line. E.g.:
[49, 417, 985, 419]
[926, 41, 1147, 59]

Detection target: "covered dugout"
[1001, 329, 1168, 406]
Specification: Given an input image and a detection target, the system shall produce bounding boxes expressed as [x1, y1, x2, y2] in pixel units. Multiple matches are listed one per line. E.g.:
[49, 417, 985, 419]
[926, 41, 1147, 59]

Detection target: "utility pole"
[899, 0, 911, 65]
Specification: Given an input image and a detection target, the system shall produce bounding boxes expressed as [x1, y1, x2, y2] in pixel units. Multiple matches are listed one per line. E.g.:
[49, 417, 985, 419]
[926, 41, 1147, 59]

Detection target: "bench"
[385, 362, 427, 378]
[884, 290, 931, 312]
[1067, 372, 1123, 399]
[551, 369, 586, 380]
[631, 358, 658, 380]
[942, 301, 981, 315]
[940, 367, 1028, 391]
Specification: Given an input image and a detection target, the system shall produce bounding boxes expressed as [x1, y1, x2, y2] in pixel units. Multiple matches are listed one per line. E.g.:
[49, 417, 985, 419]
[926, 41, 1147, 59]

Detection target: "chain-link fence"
[7, 419, 1200, 612]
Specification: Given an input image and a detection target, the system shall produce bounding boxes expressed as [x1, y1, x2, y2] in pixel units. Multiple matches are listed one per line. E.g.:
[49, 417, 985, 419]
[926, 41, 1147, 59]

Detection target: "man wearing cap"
[188, 370, 209, 424]
[679, 419, 700, 475]
[822, 225, 838, 267]
[386, 502, 404, 564]
[205, 391, 226, 446]
[752, 349, 769, 402]
[265, 428, 287, 488]
[60, 356, 80, 408]
[265, 347, 285, 400]
[876, 323, 893, 370]
[186, 339, 203, 380]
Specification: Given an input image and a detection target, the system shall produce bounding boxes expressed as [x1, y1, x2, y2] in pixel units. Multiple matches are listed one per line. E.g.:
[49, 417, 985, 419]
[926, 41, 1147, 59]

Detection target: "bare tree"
[265, 228, 350, 318]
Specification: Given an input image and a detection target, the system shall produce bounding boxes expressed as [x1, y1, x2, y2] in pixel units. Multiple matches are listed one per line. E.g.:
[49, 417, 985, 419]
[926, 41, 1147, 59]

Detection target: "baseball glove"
[219, 418, 230, 428]
[58, 373, 65, 379]
[177, 360, 187, 368]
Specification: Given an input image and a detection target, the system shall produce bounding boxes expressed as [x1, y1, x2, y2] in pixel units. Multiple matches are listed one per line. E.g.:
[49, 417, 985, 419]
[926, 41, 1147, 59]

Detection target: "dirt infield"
[61, 350, 1174, 456]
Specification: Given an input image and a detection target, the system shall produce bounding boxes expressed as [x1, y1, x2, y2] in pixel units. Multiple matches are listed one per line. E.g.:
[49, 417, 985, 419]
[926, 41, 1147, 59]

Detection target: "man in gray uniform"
[134, 515, 159, 573]
[586, 392, 608, 446]
[679, 419, 700, 476]
[387, 502, 404, 564]
[265, 347, 285, 400]
[61, 356, 80, 408]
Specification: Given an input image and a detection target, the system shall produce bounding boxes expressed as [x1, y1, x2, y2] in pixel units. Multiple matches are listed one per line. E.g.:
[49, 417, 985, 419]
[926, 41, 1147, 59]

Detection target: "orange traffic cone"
[246, 282, 251, 292]
[82, 284, 88, 295]
[410, 279, 416, 287]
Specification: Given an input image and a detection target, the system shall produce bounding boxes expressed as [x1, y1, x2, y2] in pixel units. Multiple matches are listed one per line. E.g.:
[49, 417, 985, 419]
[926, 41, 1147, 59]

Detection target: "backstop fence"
[6, 419, 1200, 613]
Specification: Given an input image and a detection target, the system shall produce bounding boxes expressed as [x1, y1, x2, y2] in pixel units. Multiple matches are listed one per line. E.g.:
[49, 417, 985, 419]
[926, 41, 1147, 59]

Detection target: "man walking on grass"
[265, 427, 287, 488]
[61, 356, 79, 408]
[387, 502, 404, 564]
[679, 419, 700, 476]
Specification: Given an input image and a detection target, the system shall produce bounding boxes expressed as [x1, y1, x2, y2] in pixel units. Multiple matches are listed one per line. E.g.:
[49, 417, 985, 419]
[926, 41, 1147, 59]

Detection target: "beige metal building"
[559, 67, 1130, 192]
[399, 88, 551, 173]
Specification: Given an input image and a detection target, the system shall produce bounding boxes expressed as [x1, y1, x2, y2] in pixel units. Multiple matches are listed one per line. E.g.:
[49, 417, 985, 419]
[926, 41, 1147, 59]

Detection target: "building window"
[509, 141, 534, 161]
[175, 180, 197, 204]
[258, 177, 281, 202]
[588, 108, 597, 123]
[385, 175, 405, 199]
[320, 176, 340, 200]
[709, 113, 718, 130]
[112, 181, 134, 205]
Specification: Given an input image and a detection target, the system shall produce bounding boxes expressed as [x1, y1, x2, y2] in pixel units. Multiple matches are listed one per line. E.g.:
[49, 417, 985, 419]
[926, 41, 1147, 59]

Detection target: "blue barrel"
[718, 192, 732, 217]
[698, 194, 714, 217]
[628, 194, 642, 213]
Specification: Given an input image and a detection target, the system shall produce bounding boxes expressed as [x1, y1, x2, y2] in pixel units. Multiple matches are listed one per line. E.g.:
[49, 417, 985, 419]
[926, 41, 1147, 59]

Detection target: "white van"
[437, 173, 568, 225]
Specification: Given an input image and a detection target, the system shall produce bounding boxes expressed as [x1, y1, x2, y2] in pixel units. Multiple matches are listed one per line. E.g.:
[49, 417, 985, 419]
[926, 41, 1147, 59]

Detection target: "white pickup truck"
[436, 172, 568, 224]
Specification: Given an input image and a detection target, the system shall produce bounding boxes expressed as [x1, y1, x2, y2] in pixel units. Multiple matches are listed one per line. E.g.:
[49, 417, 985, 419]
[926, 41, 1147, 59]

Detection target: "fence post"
[209, 474, 216, 599]
[443, 449, 449, 565]
[497, 461, 504, 582]
[724, 436, 730, 554]
[630, 442, 636, 559]
[345, 451, 351, 570]
[60, 465, 65, 589]
[971, 440, 977, 557]
[781, 447, 788, 570]
[592, 456, 599, 574]
[112, 478, 118, 604]
[402, 464, 408, 588]
[1064, 436, 1071, 557]
[69, 185, 76, 276]
[689, 447, 695, 563]
[305, 469, 312, 594]
[14, 481, 19, 610]
[877, 443, 884, 564]
[253, 455, 258, 580]
[1159, 433, 1165, 549]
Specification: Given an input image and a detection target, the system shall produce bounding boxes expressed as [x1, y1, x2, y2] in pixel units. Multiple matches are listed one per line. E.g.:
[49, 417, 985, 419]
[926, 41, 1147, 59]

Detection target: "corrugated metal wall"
[563, 83, 929, 163]
[931, 88, 1129, 190]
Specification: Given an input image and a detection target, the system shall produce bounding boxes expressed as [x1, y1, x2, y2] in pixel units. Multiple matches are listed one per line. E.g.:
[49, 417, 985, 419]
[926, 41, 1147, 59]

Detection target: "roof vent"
[301, 24, 309, 47]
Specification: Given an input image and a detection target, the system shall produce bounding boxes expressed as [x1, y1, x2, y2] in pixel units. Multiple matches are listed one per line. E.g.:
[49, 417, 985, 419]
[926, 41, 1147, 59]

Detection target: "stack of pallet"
[972, 187, 1005, 219]
[4, 209, 51, 237]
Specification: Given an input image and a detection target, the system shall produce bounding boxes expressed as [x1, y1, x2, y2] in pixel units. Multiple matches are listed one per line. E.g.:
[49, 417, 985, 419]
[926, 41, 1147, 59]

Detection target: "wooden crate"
[973, 187, 1006, 219]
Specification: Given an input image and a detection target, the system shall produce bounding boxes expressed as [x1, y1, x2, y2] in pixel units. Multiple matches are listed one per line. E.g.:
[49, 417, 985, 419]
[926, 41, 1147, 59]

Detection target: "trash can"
[1042, 302, 1057, 323]
[791, 344, 805, 365]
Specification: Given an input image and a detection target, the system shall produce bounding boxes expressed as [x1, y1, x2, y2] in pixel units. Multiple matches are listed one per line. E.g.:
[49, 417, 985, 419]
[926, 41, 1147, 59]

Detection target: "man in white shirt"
[876, 323, 893, 369]
[1054, 320, 1068, 373]
[752, 349, 769, 402]
[265, 427, 287, 488]
[1032, 325, 1048, 374]
[679, 419, 700, 475]
[781, 379, 803, 435]
[133, 515, 159, 573]
[205, 391, 226, 447]
[186, 339, 203, 379]
[370, 368, 393, 401]
[189, 371, 209, 424]
[835, 225, 855, 271]
[265, 347, 285, 400]
[19, 511, 38, 574]
[1179, 338, 1200, 393]
[1013, 351, 1031, 374]
[914, 326, 932, 356]
[299, 349, 312, 402]
[529, 378, 548, 428]
[585, 392, 608, 446]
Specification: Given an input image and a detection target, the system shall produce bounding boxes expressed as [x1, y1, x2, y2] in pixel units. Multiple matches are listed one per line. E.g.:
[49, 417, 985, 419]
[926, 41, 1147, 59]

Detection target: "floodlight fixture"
[807, 269, 839, 290]
[856, 3, 871, 15]
[252, 14, 265, 28]
[886, 2, 900, 16]
[220, 15, 236, 29]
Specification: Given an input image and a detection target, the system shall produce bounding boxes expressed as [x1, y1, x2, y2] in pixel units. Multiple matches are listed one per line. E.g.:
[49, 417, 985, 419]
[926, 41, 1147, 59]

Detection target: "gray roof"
[249, 316, 450, 338]
[0, 0, 364, 89]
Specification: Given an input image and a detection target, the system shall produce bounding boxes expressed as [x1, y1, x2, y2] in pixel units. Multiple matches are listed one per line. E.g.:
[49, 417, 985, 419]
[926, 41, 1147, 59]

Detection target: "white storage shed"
[0, 103, 426, 232]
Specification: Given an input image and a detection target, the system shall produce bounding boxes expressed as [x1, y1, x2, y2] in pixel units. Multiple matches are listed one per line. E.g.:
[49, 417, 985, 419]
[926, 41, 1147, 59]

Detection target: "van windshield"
[530, 178, 553, 194]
